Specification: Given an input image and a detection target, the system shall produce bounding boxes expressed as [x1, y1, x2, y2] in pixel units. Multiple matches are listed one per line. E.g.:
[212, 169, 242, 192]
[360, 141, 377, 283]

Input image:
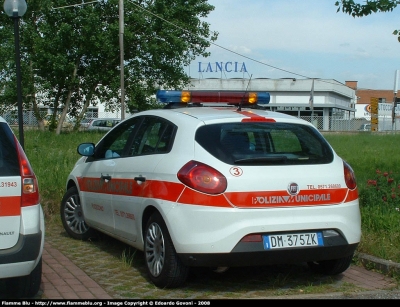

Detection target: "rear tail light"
[343, 161, 357, 190]
[177, 160, 227, 194]
[15, 135, 40, 207]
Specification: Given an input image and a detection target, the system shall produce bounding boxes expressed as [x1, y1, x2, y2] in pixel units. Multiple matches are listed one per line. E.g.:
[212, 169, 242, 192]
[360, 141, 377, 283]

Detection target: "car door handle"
[134, 176, 146, 183]
[101, 173, 112, 181]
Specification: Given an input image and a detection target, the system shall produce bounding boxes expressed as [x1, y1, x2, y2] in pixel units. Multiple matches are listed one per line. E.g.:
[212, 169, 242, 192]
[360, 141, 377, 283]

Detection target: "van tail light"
[14, 136, 40, 207]
[343, 161, 357, 190]
[177, 160, 227, 195]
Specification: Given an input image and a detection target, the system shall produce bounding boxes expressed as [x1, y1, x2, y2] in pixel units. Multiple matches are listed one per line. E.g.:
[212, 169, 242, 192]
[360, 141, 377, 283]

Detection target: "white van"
[0, 116, 44, 298]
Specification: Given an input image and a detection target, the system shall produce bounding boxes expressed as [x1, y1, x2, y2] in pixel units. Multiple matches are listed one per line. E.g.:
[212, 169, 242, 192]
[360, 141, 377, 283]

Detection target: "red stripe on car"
[0, 196, 21, 216]
[77, 177, 357, 208]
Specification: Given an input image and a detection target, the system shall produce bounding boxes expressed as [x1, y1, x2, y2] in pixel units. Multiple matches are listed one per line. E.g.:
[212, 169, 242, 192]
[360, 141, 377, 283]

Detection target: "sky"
[185, 0, 400, 91]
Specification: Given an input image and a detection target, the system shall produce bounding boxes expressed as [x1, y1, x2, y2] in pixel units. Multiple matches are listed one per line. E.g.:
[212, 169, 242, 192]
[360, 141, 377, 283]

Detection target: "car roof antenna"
[238, 74, 253, 111]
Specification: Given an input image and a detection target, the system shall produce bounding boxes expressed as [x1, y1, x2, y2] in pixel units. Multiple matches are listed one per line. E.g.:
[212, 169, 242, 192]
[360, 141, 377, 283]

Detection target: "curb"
[357, 252, 400, 276]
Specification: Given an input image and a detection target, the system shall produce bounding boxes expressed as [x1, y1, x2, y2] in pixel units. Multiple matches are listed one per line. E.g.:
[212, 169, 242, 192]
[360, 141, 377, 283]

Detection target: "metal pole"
[119, 0, 125, 120]
[13, 15, 24, 149]
[393, 70, 399, 131]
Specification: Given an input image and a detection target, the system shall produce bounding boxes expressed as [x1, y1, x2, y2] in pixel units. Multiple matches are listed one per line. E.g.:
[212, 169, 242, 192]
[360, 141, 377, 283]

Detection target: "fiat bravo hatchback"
[61, 90, 361, 289]
[0, 116, 44, 298]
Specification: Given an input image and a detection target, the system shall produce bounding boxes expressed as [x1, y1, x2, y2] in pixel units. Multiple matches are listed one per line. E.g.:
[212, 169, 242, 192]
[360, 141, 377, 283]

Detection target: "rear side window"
[0, 123, 20, 176]
[195, 122, 333, 165]
[129, 116, 176, 156]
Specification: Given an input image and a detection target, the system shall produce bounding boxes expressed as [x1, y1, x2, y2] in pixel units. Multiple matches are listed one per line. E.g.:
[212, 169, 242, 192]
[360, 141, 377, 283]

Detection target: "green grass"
[324, 132, 400, 263]
[22, 129, 104, 220]
[20, 129, 400, 264]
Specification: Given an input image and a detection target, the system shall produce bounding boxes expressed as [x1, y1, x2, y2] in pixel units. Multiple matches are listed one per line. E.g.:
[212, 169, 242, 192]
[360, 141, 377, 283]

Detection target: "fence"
[2, 110, 400, 132]
[1, 111, 120, 127]
[300, 115, 400, 132]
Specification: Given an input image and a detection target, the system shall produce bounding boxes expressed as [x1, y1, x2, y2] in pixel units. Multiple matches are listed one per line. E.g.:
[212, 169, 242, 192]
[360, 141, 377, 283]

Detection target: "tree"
[0, 0, 218, 134]
[335, 0, 400, 42]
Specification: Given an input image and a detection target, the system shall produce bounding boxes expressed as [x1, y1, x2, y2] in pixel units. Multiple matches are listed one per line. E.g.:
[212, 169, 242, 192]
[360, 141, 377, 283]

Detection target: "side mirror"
[77, 143, 95, 156]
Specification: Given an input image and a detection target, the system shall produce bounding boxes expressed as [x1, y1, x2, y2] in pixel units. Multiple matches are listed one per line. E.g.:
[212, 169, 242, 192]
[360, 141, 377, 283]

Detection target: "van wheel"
[144, 212, 189, 288]
[6, 257, 42, 298]
[307, 254, 353, 275]
[60, 186, 96, 240]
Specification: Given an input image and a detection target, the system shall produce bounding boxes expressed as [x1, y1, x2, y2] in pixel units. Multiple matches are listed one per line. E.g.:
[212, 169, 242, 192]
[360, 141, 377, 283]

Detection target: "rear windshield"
[195, 122, 334, 165]
[0, 123, 20, 176]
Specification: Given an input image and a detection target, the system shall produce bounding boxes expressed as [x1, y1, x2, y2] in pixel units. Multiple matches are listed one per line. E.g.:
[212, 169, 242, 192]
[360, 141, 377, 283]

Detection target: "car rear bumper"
[0, 232, 43, 265]
[164, 200, 361, 254]
[178, 243, 358, 267]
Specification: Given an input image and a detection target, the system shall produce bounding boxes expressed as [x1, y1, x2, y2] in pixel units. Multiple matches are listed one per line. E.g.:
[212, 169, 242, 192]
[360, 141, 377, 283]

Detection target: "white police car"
[60, 90, 361, 289]
[0, 116, 44, 298]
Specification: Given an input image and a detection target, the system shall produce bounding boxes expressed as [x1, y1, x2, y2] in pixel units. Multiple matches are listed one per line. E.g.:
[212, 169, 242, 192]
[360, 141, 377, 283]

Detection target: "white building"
[185, 78, 357, 131]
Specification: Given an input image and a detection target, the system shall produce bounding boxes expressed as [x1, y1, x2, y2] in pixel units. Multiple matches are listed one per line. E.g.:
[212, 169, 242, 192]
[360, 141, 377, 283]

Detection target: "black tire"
[307, 254, 353, 275]
[144, 212, 189, 288]
[6, 257, 42, 298]
[60, 186, 96, 240]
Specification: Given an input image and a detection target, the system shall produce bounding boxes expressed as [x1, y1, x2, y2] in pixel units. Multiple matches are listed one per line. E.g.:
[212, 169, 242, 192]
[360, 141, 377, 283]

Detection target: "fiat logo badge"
[287, 183, 299, 195]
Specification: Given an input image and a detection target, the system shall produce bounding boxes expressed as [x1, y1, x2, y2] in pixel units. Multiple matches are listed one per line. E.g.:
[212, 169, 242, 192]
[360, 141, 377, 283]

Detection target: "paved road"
[0, 242, 112, 300]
